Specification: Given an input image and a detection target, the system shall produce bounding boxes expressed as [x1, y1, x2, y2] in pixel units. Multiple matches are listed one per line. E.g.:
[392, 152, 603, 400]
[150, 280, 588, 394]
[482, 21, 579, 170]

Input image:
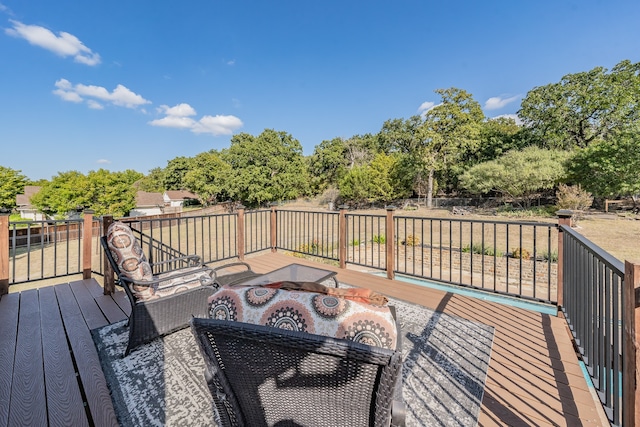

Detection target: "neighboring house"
[163, 190, 199, 208]
[16, 186, 46, 220]
[129, 191, 165, 217]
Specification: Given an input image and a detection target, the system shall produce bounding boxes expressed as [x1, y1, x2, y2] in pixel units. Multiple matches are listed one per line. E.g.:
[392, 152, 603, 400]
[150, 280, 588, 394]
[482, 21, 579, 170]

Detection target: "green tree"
[367, 153, 409, 204]
[31, 169, 141, 217]
[568, 130, 640, 200]
[338, 165, 372, 207]
[85, 169, 142, 216]
[474, 117, 525, 164]
[136, 167, 166, 193]
[163, 157, 194, 190]
[183, 151, 231, 205]
[0, 166, 28, 210]
[459, 147, 570, 207]
[31, 171, 89, 217]
[222, 129, 310, 207]
[308, 138, 350, 194]
[518, 59, 640, 150]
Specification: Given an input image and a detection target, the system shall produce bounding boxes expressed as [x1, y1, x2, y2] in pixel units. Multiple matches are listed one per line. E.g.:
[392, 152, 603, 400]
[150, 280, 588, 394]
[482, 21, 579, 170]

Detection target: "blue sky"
[2, 0, 639, 181]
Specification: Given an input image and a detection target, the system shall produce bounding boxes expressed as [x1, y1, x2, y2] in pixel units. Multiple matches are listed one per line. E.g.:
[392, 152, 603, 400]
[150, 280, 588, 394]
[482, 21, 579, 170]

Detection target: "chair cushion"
[153, 267, 215, 299]
[107, 222, 154, 299]
[208, 284, 397, 349]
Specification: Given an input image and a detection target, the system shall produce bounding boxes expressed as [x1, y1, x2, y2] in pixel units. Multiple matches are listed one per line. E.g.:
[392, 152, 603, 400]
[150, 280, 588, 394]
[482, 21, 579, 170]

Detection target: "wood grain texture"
[9, 290, 47, 427]
[0, 293, 19, 427]
[69, 280, 109, 330]
[39, 286, 90, 427]
[82, 278, 127, 324]
[56, 284, 119, 427]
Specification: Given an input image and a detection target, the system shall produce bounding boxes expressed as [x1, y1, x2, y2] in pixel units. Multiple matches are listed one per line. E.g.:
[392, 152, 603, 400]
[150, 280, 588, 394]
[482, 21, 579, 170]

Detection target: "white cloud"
[149, 115, 196, 129]
[418, 101, 442, 116]
[484, 95, 519, 111]
[6, 20, 101, 66]
[96, 159, 111, 164]
[157, 103, 197, 117]
[87, 100, 104, 110]
[149, 103, 243, 136]
[192, 115, 243, 136]
[53, 79, 151, 109]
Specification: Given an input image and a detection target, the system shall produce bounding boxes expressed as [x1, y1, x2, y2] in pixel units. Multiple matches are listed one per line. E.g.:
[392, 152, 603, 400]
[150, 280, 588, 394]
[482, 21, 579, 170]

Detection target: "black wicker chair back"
[101, 231, 216, 356]
[191, 317, 405, 427]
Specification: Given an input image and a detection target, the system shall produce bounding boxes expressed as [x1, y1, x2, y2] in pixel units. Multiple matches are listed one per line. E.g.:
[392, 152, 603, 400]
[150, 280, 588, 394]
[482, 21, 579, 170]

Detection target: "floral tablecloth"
[208, 285, 397, 349]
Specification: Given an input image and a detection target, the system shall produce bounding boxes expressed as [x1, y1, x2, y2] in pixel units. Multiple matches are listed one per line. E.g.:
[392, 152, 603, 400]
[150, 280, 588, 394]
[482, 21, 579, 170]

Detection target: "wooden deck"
[0, 252, 606, 426]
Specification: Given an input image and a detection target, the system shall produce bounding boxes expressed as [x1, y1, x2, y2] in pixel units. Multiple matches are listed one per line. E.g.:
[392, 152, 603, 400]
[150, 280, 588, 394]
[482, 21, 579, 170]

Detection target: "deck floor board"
[0, 252, 607, 426]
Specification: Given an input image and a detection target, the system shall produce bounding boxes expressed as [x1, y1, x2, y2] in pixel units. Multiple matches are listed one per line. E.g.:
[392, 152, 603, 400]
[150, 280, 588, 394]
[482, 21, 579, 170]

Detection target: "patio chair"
[101, 221, 217, 356]
[191, 310, 405, 426]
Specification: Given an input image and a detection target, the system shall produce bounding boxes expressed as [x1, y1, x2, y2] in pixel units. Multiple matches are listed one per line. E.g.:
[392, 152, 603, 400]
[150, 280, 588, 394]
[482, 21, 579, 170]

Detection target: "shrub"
[541, 250, 559, 262]
[511, 247, 531, 260]
[297, 239, 321, 254]
[372, 234, 386, 244]
[403, 235, 420, 246]
[350, 239, 361, 246]
[462, 243, 503, 257]
[555, 184, 593, 211]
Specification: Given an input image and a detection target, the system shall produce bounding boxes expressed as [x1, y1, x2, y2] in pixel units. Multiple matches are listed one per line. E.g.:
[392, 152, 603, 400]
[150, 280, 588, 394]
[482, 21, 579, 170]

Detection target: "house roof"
[164, 190, 198, 200]
[135, 191, 165, 207]
[16, 186, 41, 208]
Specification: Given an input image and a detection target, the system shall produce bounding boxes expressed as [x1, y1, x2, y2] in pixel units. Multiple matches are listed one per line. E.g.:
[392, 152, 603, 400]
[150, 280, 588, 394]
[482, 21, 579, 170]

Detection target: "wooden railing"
[1, 207, 639, 424]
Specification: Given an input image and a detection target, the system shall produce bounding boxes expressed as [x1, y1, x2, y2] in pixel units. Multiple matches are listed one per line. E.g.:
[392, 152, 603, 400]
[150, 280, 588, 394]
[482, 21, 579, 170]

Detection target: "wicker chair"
[191, 316, 405, 427]
[101, 222, 217, 356]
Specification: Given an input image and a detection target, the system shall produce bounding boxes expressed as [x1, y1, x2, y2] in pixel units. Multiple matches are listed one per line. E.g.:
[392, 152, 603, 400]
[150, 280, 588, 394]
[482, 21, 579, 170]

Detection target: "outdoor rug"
[92, 296, 495, 427]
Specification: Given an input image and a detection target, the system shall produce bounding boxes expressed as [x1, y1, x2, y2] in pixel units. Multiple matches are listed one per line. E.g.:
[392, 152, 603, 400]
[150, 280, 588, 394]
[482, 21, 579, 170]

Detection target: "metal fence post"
[270, 205, 277, 252]
[102, 215, 115, 294]
[556, 210, 573, 308]
[624, 260, 640, 427]
[0, 213, 9, 295]
[82, 210, 94, 280]
[339, 205, 347, 269]
[237, 206, 245, 261]
[386, 206, 395, 280]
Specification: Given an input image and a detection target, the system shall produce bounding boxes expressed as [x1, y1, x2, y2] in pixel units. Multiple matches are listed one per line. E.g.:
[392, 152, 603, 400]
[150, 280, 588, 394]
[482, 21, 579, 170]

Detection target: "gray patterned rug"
[92, 296, 494, 427]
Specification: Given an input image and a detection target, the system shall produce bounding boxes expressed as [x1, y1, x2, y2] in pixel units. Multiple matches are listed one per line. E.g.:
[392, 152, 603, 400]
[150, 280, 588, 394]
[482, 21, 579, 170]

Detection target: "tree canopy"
[222, 129, 310, 207]
[0, 166, 28, 210]
[568, 130, 640, 199]
[459, 147, 570, 207]
[519, 59, 640, 150]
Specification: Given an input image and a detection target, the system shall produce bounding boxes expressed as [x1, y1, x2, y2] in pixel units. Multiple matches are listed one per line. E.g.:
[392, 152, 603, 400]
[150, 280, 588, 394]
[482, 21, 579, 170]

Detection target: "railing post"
[624, 260, 640, 427]
[82, 210, 94, 280]
[270, 204, 277, 253]
[339, 205, 347, 269]
[0, 213, 9, 295]
[237, 206, 245, 261]
[386, 206, 395, 280]
[102, 215, 115, 294]
[556, 210, 573, 308]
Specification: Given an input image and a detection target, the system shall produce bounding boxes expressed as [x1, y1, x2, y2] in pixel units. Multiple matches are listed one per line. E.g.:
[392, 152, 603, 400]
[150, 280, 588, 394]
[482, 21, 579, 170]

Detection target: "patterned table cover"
[208, 285, 397, 350]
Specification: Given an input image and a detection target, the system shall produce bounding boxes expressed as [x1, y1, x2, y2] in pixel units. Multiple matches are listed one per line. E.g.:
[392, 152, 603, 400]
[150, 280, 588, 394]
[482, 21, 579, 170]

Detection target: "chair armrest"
[119, 265, 215, 288]
[151, 254, 202, 268]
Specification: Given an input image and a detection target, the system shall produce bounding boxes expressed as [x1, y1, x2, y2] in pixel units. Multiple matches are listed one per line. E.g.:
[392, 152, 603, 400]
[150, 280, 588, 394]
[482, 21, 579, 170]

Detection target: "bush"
[462, 243, 503, 257]
[372, 234, 386, 244]
[350, 239, 361, 246]
[403, 235, 420, 246]
[555, 184, 593, 211]
[511, 247, 531, 260]
[541, 249, 559, 262]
